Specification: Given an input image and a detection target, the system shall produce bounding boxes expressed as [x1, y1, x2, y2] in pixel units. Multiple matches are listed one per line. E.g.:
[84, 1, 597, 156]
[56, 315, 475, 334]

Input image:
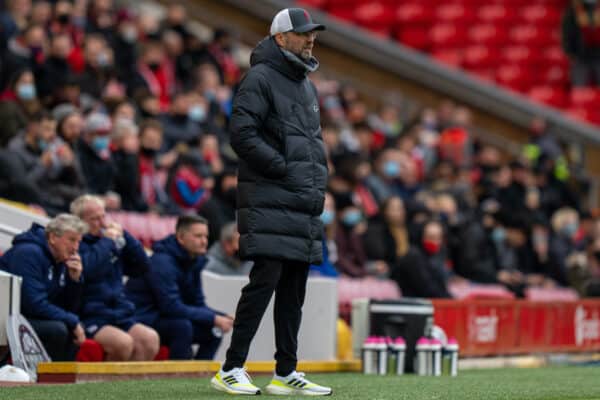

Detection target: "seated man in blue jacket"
[0, 214, 87, 360]
[70, 195, 159, 361]
[126, 215, 233, 359]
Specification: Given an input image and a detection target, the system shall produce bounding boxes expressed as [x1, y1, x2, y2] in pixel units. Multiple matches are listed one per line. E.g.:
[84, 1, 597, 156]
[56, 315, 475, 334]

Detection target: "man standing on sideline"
[0, 214, 87, 361]
[125, 215, 234, 359]
[211, 8, 331, 396]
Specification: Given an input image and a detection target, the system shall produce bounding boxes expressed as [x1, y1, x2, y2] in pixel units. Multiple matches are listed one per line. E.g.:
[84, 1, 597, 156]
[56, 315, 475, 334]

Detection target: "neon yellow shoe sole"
[210, 373, 261, 395]
[264, 380, 332, 396]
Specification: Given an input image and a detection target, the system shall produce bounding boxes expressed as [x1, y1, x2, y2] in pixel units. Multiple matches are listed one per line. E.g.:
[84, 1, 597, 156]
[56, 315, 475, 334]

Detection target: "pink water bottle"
[445, 338, 459, 377]
[415, 337, 431, 376]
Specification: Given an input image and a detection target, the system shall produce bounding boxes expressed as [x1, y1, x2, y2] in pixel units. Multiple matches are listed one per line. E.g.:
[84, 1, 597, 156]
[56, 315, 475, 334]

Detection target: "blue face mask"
[320, 210, 335, 226]
[491, 227, 506, 244]
[383, 161, 400, 178]
[562, 223, 578, 238]
[17, 83, 36, 100]
[38, 139, 49, 151]
[188, 105, 206, 122]
[342, 210, 362, 227]
[92, 136, 110, 152]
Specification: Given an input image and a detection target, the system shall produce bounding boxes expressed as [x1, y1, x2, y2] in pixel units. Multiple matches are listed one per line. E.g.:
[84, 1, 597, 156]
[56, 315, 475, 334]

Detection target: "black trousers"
[223, 257, 309, 376]
[28, 319, 78, 361]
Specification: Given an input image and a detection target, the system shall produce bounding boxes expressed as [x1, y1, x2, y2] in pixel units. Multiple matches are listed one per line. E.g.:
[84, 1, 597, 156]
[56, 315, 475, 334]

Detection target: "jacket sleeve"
[120, 230, 151, 277]
[15, 247, 80, 329]
[79, 238, 117, 281]
[147, 254, 216, 324]
[230, 71, 286, 178]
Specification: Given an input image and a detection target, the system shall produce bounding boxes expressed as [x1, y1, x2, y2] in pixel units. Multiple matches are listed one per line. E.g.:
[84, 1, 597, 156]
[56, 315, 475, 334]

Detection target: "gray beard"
[281, 48, 319, 73]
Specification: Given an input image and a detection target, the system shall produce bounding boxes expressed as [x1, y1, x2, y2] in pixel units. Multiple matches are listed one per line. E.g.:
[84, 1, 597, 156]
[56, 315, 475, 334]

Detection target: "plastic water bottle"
[375, 337, 388, 375]
[391, 337, 406, 375]
[361, 336, 378, 374]
[430, 339, 442, 377]
[445, 338, 459, 377]
[415, 337, 430, 376]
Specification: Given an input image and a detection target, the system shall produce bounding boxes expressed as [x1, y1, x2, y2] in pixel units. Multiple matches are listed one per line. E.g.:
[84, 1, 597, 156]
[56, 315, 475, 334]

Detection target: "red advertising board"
[432, 300, 600, 356]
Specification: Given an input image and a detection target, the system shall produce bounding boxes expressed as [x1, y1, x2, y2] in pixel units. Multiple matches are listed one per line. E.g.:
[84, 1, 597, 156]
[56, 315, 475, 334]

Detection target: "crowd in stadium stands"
[1, 0, 600, 361]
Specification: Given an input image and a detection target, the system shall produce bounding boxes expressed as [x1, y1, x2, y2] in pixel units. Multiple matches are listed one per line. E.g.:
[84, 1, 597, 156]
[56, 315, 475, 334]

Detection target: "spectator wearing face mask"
[310, 192, 339, 277]
[78, 112, 115, 195]
[333, 192, 369, 278]
[159, 91, 206, 151]
[0, 68, 42, 147]
[391, 220, 451, 298]
[130, 41, 176, 111]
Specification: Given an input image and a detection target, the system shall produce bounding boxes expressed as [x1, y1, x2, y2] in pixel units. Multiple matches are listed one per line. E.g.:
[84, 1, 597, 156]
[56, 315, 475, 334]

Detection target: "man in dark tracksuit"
[71, 195, 159, 361]
[211, 8, 331, 397]
[0, 215, 87, 361]
[125, 215, 233, 360]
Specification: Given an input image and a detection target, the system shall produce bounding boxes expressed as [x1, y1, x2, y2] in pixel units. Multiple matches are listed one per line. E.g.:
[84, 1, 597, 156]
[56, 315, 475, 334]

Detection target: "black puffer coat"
[230, 37, 328, 264]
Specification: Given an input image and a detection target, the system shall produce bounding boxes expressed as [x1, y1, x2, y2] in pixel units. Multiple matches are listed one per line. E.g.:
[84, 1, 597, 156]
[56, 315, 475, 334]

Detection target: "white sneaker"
[265, 371, 332, 396]
[210, 367, 261, 395]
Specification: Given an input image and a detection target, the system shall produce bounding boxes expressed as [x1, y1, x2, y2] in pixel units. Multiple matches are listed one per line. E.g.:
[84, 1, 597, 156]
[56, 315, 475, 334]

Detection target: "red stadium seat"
[76, 339, 104, 362]
[520, 4, 561, 26]
[528, 86, 569, 108]
[430, 24, 468, 49]
[540, 65, 569, 87]
[570, 87, 600, 108]
[500, 46, 544, 67]
[566, 107, 600, 125]
[75, 340, 171, 362]
[354, 2, 395, 30]
[543, 46, 570, 70]
[395, 3, 433, 26]
[396, 27, 430, 51]
[432, 49, 464, 68]
[524, 287, 579, 302]
[463, 46, 500, 70]
[435, 4, 477, 24]
[468, 24, 509, 46]
[477, 4, 518, 24]
[495, 65, 535, 93]
[448, 282, 516, 300]
[510, 25, 557, 47]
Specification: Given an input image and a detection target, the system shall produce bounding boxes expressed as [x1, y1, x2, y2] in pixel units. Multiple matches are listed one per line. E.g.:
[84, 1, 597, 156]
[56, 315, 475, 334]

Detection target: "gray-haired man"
[0, 214, 88, 360]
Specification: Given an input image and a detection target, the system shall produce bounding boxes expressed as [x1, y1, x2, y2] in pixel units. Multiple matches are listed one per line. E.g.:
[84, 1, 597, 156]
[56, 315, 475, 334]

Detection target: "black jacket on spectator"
[37, 56, 72, 101]
[77, 139, 115, 194]
[159, 114, 202, 150]
[231, 37, 327, 264]
[455, 222, 499, 283]
[391, 248, 451, 298]
[112, 150, 148, 212]
[562, 3, 600, 60]
[364, 218, 398, 264]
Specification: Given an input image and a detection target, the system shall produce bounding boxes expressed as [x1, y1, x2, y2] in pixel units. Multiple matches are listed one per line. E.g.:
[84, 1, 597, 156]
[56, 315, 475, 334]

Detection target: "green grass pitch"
[3, 367, 600, 400]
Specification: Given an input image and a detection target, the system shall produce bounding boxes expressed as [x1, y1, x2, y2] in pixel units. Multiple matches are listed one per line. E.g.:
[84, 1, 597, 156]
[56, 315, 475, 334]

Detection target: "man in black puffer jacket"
[211, 8, 332, 397]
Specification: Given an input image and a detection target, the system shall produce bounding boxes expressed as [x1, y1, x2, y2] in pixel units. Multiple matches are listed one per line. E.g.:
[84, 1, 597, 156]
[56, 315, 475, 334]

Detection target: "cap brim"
[293, 23, 326, 33]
